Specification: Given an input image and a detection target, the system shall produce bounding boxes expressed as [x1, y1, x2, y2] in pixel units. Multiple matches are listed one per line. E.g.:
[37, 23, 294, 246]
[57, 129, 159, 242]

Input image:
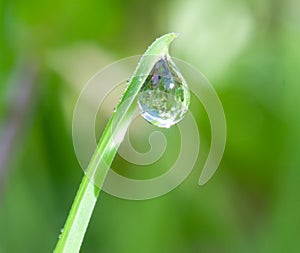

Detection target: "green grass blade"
[54, 32, 178, 253]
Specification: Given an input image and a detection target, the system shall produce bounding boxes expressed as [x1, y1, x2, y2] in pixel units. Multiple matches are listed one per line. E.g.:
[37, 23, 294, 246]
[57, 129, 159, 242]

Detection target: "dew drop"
[137, 56, 190, 128]
[58, 228, 64, 239]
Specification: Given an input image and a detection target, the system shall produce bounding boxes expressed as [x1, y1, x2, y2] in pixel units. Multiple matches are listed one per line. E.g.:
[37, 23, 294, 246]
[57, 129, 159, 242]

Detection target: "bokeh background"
[1, 0, 300, 252]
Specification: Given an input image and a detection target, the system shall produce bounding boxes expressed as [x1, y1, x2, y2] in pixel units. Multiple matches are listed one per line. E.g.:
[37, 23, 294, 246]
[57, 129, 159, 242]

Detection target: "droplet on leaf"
[138, 56, 190, 128]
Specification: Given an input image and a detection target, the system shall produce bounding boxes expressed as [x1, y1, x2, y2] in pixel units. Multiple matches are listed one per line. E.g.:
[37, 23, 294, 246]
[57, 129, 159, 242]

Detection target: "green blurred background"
[1, 0, 300, 252]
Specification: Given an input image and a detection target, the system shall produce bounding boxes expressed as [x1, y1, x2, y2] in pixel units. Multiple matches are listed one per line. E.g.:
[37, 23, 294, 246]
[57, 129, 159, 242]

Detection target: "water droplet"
[137, 56, 190, 128]
[58, 228, 64, 239]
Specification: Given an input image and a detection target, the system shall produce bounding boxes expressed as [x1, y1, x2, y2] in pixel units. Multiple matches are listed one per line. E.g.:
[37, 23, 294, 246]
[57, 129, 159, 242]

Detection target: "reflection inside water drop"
[137, 56, 190, 128]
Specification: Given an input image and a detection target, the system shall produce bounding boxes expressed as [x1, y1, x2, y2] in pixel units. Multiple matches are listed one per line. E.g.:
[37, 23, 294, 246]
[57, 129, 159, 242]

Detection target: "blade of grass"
[54, 33, 179, 253]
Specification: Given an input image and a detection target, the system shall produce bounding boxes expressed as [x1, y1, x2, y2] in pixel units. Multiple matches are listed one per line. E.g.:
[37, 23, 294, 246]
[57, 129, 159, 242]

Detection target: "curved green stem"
[54, 33, 178, 253]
